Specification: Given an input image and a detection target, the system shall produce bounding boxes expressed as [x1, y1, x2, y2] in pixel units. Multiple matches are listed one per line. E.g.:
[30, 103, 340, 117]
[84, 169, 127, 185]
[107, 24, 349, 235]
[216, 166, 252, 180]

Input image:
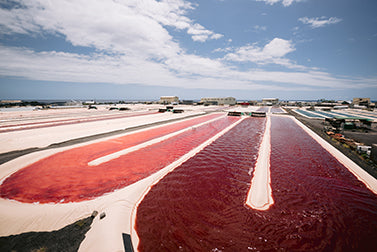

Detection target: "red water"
[135, 116, 377, 251]
[268, 116, 377, 251]
[135, 117, 266, 251]
[0, 113, 237, 203]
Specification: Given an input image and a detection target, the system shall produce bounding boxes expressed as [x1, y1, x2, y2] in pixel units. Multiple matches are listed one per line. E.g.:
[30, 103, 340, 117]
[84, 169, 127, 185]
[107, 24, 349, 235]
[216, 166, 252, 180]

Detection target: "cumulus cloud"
[298, 16, 342, 28]
[1, 43, 374, 92]
[187, 23, 223, 42]
[0, 0, 222, 50]
[253, 25, 267, 32]
[0, 0, 373, 93]
[0, 44, 257, 90]
[256, 0, 303, 7]
[223, 38, 303, 69]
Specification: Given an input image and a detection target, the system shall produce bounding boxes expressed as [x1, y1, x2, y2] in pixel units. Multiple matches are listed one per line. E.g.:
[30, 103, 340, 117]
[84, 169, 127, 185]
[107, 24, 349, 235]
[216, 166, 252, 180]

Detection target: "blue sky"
[0, 0, 376, 101]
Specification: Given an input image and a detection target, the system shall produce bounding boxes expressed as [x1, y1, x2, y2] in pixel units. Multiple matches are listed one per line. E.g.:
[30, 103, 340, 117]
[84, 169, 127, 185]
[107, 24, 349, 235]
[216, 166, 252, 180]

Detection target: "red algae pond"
[0, 107, 376, 251]
[134, 116, 377, 251]
[1, 113, 232, 203]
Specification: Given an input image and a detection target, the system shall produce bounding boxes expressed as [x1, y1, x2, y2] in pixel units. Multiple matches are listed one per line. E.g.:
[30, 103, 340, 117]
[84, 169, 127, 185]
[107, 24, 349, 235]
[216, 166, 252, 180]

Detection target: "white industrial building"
[159, 96, 179, 104]
[262, 98, 279, 106]
[353, 98, 370, 107]
[200, 97, 236, 105]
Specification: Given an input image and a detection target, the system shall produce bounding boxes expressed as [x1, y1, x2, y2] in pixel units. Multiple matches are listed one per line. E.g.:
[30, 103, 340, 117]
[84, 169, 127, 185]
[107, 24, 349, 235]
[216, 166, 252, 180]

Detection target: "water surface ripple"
[136, 116, 377, 251]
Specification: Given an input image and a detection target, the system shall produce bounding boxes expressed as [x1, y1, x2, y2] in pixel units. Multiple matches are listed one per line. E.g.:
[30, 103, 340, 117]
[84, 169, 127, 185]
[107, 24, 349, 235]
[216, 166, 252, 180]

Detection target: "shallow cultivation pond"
[135, 116, 377, 251]
[0, 113, 237, 203]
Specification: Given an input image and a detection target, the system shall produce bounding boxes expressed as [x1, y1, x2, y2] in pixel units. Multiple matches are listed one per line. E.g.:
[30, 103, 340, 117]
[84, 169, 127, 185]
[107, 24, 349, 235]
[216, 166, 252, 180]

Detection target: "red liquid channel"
[0, 113, 234, 203]
[135, 116, 377, 251]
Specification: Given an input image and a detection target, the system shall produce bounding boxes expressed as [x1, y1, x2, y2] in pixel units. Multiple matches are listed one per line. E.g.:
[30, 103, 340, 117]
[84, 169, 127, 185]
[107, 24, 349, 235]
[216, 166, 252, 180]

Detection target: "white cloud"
[0, 0, 182, 60]
[257, 0, 280, 5]
[211, 33, 224, 40]
[263, 38, 295, 57]
[0, 44, 255, 90]
[0, 0, 222, 51]
[256, 0, 303, 7]
[187, 23, 223, 42]
[1, 44, 375, 92]
[0, 7, 39, 34]
[224, 38, 301, 68]
[212, 47, 233, 53]
[0, 0, 374, 94]
[298, 16, 342, 28]
[253, 25, 267, 32]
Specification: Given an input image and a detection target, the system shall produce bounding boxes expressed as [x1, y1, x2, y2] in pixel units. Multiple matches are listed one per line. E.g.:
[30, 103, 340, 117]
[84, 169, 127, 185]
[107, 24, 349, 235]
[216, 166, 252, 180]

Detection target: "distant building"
[353, 98, 370, 107]
[159, 96, 179, 104]
[65, 100, 83, 106]
[200, 97, 236, 105]
[0, 100, 22, 104]
[262, 98, 279, 106]
[84, 100, 96, 105]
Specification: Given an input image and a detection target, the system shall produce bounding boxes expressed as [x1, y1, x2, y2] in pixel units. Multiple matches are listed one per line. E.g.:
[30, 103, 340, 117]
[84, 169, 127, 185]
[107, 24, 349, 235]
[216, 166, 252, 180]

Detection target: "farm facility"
[0, 104, 376, 251]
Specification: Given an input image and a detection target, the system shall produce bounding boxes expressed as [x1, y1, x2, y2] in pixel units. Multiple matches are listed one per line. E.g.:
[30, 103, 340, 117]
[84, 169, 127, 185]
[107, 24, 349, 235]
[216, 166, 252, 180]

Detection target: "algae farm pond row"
[135, 116, 377, 251]
[0, 113, 236, 203]
[0, 113, 376, 251]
